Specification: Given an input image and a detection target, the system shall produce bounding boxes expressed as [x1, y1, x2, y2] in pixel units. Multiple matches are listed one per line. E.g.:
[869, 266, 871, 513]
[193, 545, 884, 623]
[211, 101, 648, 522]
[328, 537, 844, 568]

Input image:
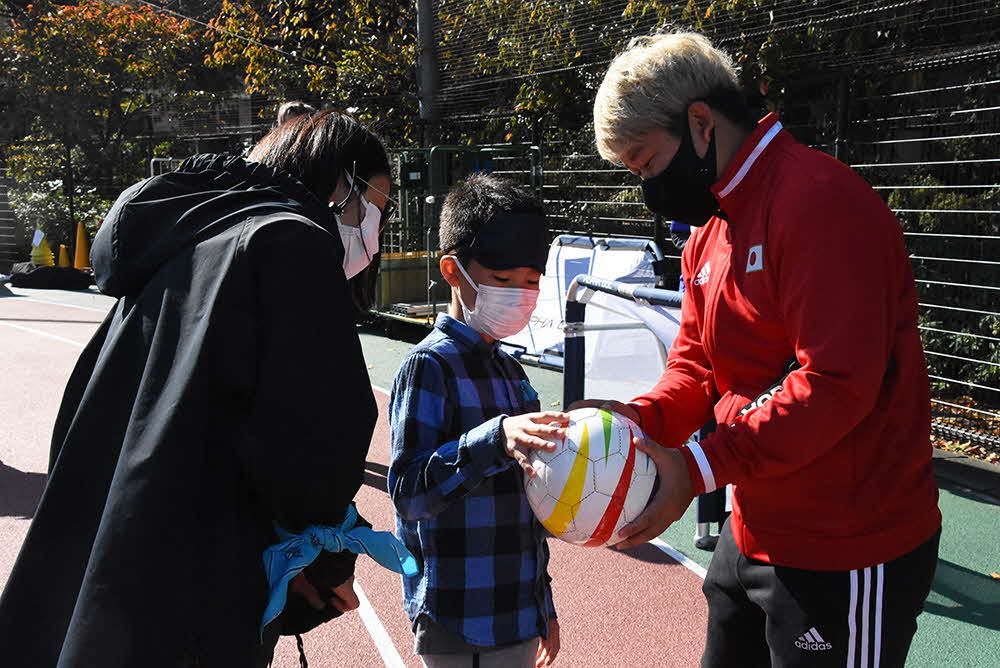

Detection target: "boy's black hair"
[439, 173, 546, 263]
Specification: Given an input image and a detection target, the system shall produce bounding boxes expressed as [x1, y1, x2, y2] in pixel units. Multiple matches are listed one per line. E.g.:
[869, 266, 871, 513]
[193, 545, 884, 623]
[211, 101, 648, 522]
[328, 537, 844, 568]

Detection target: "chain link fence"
[427, 0, 1000, 452]
[2, 1, 995, 450]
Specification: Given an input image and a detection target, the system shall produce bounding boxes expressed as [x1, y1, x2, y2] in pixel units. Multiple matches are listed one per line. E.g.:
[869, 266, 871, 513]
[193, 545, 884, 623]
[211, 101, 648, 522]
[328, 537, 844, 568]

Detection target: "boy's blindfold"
[464, 212, 549, 273]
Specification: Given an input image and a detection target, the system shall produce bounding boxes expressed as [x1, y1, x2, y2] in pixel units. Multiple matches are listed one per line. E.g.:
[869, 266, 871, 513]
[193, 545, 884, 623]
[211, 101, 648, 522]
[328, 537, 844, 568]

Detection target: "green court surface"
[359, 321, 1000, 668]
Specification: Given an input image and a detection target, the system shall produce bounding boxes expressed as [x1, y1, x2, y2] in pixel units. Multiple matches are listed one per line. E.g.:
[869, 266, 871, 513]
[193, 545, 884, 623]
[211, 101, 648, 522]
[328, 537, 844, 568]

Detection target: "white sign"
[503, 235, 682, 402]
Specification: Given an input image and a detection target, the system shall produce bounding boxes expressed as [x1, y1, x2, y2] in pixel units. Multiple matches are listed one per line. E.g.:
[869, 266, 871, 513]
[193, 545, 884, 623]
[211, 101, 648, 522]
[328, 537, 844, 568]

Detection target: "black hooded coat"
[0, 155, 377, 667]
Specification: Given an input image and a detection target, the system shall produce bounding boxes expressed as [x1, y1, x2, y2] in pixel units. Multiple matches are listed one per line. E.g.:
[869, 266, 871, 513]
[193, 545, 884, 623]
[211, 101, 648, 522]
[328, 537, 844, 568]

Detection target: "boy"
[389, 174, 564, 668]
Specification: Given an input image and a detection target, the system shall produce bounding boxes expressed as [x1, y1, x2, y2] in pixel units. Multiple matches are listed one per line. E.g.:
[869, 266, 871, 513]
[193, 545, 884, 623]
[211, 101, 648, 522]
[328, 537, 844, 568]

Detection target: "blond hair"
[593, 31, 742, 163]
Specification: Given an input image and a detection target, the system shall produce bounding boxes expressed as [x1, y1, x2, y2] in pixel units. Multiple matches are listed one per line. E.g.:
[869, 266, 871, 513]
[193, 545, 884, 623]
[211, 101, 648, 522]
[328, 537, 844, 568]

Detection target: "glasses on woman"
[353, 174, 399, 233]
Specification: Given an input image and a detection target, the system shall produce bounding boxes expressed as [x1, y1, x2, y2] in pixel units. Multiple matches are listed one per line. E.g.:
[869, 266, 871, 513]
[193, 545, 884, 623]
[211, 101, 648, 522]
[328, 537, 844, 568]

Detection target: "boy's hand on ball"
[614, 438, 694, 550]
[502, 412, 570, 477]
[567, 399, 639, 424]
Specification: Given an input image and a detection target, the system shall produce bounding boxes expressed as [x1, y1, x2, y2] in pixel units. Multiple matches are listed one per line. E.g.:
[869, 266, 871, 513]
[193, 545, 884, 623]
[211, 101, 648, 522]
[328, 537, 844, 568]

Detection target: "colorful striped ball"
[525, 407, 656, 547]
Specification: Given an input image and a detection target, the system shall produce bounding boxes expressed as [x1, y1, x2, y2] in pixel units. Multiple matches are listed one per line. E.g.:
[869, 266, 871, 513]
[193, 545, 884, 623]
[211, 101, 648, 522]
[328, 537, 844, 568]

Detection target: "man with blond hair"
[577, 31, 940, 668]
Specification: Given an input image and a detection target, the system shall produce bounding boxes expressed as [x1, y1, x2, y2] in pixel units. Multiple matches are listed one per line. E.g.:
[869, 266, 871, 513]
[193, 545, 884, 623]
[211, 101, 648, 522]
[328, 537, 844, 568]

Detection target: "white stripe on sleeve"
[685, 441, 717, 492]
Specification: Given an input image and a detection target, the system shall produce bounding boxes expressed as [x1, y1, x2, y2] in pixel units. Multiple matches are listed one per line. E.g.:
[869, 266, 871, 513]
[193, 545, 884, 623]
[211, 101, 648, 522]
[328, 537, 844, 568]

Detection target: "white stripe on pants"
[847, 565, 885, 668]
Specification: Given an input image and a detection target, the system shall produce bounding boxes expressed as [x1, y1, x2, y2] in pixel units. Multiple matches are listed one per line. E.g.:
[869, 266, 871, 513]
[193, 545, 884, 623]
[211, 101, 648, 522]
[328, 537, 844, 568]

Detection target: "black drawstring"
[295, 633, 309, 668]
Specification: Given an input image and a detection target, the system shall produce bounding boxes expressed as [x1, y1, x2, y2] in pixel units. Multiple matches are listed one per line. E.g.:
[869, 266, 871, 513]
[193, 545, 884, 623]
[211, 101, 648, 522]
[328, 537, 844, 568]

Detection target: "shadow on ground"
[618, 541, 698, 566]
[364, 460, 389, 492]
[0, 460, 47, 519]
[358, 319, 429, 345]
[925, 558, 1000, 631]
[936, 474, 1000, 507]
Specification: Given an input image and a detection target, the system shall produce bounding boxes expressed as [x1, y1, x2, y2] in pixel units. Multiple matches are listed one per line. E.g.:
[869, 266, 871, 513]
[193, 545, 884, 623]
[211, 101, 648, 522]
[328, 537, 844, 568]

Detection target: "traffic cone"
[58, 244, 71, 267]
[74, 222, 91, 270]
[30, 227, 54, 267]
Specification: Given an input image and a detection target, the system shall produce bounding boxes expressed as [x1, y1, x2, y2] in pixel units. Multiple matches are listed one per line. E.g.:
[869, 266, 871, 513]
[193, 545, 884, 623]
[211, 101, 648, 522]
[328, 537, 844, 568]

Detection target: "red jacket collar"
[711, 113, 787, 216]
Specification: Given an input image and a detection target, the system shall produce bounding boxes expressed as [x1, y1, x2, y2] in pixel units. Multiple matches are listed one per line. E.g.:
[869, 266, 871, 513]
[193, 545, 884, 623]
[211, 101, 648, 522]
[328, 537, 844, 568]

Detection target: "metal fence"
[2, 1, 995, 447]
[0, 168, 18, 273]
[427, 0, 1000, 449]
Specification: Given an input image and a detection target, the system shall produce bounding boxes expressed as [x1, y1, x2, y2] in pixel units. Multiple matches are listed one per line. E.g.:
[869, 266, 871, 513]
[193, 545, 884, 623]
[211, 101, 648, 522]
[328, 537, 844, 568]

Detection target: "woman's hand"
[289, 573, 361, 613]
[567, 399, 640, 424]
[614, 437, 695, 550]
[536, 618, 560, 666]
[502, 412, 570, 477]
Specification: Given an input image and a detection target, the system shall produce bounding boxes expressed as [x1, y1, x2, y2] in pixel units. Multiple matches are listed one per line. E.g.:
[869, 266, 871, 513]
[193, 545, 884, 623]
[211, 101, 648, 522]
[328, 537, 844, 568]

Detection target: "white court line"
[354, 579, 407, 668]
[0, 322, 86, 348]
[6, 322, 409, 667]
[362, 382, 410, 667]
[650, 537, 708, 579]
[13, 296, 113, 314]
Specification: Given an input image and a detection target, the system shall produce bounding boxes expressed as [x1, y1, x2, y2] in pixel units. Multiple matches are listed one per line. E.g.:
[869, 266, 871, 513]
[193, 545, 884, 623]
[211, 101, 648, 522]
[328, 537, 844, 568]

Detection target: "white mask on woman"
[451, 258, 538, 340]
[334, 175, 381, 279]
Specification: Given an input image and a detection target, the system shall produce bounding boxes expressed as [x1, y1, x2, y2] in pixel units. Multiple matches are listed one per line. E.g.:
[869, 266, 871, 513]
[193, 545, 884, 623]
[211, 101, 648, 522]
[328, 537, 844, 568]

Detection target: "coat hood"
[92, 154, 330, 297]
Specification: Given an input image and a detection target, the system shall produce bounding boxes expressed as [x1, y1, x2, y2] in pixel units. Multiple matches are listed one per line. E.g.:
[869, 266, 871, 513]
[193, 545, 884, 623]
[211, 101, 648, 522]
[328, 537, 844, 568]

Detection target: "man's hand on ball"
[502, 412, 570, 477]
[614, 438, 695, 550]
[567, 399, 640, 424]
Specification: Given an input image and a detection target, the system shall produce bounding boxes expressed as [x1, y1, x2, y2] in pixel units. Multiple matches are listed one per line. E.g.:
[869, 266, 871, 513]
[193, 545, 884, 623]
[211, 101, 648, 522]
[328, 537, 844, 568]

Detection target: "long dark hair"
[249, 110, 390, 318]
[248, 110, 390, 204]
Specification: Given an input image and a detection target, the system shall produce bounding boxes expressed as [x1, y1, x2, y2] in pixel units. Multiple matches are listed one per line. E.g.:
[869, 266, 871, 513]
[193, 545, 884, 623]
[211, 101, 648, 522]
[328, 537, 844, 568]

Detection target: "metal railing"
[561, 274, 727, 548]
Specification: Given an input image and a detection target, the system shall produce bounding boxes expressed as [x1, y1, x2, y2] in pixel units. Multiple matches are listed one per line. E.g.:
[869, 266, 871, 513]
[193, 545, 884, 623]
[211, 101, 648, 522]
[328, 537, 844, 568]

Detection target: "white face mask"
[333, 175, 381, 279]
[451, 258, 538, 340]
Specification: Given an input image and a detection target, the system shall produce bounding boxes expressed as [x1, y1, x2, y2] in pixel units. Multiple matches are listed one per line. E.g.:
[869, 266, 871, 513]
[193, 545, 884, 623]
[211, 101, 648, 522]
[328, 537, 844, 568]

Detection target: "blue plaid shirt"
[388, 314, 556, 647]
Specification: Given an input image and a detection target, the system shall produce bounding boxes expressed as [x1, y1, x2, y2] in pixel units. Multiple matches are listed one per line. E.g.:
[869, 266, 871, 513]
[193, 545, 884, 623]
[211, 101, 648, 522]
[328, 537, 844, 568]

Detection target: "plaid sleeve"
[388, 351, 512, 521]
[541, 539, 557, 619]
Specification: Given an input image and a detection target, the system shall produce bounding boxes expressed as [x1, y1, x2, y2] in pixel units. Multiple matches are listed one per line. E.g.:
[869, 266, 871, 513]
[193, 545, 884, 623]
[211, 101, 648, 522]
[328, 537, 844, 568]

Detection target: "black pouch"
[276, 511, 372, 636]
[278, 549, 357, 635]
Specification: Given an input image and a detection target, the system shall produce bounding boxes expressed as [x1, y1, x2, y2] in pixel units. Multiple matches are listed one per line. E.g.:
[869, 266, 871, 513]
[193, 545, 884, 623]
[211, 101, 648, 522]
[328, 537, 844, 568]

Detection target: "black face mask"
[641, 122, 720, 227]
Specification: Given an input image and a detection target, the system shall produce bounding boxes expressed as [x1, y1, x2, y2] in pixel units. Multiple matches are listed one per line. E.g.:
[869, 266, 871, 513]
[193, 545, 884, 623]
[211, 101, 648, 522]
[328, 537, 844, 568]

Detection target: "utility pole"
[64, 142, 76, 245]
[416, 0, 440, 146]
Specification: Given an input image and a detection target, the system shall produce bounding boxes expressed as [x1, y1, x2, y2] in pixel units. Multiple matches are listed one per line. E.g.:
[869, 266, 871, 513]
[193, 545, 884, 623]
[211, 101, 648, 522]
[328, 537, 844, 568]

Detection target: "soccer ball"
[525, 407, 656, 547]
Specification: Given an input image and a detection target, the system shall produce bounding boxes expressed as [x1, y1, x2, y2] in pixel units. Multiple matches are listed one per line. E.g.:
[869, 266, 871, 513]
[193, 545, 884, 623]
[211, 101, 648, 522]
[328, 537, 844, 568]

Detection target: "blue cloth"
[388, 314, 556, 649]
[260, 504, 418, 636]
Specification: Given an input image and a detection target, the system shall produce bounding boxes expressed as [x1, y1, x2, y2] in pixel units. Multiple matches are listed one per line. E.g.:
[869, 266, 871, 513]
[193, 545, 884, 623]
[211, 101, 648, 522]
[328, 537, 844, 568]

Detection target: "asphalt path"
[0, 292, 708, 667]
[6, 287, 996, 667]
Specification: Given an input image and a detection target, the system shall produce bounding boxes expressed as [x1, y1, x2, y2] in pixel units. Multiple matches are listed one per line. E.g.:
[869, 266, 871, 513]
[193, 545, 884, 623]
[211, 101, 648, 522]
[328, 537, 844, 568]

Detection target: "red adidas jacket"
[631, 113, 941, 571]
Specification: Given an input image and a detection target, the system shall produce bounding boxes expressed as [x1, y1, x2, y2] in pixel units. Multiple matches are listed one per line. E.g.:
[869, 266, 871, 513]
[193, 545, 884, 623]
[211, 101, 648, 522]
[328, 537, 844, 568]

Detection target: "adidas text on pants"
[701, 521, 940, 668]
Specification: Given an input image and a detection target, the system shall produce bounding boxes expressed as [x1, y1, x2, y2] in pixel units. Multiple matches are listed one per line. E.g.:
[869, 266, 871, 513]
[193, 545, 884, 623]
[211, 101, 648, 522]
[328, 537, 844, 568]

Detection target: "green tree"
[208, 0, 418, 144]
[0, 0, 211, 239]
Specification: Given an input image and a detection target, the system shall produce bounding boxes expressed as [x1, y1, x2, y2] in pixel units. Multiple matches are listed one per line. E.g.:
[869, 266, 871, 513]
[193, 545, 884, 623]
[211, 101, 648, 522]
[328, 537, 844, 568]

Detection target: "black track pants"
[701, 520, 940, 668]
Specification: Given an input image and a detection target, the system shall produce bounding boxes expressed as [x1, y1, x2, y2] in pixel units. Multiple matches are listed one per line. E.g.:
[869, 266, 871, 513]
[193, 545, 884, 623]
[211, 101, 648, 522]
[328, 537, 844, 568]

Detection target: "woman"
[0, 111, 394, 667]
